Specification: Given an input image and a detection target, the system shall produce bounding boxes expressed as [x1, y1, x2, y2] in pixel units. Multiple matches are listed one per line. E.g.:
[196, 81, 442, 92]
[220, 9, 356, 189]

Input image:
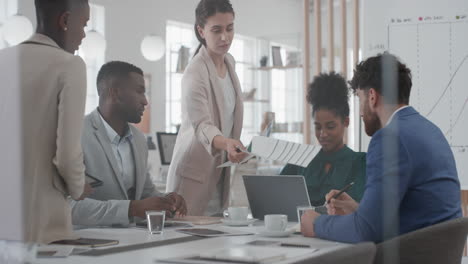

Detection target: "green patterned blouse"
[280, 145, 366, 206]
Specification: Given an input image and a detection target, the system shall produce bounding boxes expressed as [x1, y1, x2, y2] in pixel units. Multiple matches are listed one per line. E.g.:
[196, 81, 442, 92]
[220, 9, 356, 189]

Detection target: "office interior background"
[1, 0, 468, 262]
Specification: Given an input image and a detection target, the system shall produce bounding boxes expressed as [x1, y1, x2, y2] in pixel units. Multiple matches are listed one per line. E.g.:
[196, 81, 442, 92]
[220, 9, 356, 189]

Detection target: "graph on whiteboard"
[387, 15, 468, 183]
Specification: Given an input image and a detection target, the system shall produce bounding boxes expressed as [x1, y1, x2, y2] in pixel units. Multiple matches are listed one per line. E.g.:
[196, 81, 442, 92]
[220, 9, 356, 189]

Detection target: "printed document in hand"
[217, 136, 320, 168]
[251, 136, 320, 167]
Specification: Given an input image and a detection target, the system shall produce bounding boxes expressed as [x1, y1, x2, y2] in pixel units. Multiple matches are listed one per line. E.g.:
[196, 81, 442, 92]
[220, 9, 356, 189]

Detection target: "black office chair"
[374, 217, 468, 264]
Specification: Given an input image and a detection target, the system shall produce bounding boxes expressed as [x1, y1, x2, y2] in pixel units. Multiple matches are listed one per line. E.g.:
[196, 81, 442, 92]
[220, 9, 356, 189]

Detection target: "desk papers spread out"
[217, 136, 320, 168]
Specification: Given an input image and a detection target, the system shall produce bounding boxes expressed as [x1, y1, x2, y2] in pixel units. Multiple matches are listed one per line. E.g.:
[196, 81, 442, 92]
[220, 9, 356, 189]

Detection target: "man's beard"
[363, 103, 381, 136]
[128, 114, 142, 124]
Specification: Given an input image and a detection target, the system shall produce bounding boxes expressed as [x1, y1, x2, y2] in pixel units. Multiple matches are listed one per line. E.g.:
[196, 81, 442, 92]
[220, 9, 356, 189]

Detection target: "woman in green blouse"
[281, 72, 366, 206]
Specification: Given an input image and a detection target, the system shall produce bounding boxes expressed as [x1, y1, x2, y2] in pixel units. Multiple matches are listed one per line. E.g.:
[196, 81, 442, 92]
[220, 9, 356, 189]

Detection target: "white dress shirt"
[99, 113, 136, 198]
[385, 105, 410, 126]
[219, 73, 236, 138]
[205, 72, 237, 216]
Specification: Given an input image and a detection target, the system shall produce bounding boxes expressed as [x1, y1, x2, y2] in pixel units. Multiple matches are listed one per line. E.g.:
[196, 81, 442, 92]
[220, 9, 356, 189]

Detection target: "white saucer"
[257, 228, 295, 238]
[221, 218, 257, 226]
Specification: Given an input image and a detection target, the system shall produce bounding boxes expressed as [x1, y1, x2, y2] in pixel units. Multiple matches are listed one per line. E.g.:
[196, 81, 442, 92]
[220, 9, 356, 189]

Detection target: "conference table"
[35, 221, 350, 264]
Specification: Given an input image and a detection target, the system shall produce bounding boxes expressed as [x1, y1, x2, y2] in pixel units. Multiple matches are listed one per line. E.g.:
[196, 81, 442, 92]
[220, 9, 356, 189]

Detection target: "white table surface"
[34, 222, 349, 264]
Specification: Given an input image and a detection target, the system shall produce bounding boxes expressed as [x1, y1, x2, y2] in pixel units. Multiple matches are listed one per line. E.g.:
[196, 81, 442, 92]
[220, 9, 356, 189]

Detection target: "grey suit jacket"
[70, 109, 162, 227]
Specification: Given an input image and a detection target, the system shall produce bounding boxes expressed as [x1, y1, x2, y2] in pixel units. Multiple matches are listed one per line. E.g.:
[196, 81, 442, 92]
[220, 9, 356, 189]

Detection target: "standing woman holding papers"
[167, 0, 248, 216]
[281, 73, 366, 207]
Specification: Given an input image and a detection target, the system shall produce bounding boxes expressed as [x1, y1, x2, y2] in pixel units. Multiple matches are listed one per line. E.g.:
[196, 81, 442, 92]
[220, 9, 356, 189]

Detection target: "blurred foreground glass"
[0, 240, 36, 264]
[296, 205, 315, 232]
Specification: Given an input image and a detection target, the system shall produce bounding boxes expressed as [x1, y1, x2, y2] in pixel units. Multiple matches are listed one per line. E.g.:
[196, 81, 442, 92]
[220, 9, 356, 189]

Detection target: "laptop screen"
[242, 175, 311, 222]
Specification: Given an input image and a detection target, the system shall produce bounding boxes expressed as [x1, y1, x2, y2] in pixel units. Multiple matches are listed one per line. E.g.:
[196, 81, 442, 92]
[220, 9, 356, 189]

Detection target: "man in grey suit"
[71, 61, 187, 227]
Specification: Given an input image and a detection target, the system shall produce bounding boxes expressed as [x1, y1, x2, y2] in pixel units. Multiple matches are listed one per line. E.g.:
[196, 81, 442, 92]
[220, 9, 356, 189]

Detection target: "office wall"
[360, 0, 468, 187]
[18, 0, 303, 133]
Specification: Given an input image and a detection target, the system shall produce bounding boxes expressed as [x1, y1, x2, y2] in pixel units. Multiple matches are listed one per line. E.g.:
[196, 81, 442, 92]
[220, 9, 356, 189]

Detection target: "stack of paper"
[251, 136, 320, 167]
[218, 136, 321, 168]
[217, 136, 321, 168]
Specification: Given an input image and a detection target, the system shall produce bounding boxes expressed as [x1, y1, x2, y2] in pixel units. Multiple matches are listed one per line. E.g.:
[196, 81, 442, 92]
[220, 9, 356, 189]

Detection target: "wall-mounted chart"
[362, 0, 468, 187]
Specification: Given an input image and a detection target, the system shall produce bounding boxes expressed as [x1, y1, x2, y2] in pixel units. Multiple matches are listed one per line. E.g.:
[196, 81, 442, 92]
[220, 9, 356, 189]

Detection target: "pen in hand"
[326, 182, 355, 204]
[235, 145, 249, 154]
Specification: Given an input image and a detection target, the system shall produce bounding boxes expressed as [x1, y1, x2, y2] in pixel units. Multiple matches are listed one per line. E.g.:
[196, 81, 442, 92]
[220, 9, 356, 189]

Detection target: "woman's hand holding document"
[217, 136, 321, 168]
[217, 147, 256, 168]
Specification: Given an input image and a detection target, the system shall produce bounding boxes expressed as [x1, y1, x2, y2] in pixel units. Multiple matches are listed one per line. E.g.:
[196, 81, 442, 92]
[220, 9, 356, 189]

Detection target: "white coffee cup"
[264, 214, 288, 232]
[223, 206, 249, 221]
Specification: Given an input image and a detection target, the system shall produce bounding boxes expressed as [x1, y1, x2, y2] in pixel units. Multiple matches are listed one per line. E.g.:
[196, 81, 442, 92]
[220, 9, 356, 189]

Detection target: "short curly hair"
[96, 61, 143, 96]
[307, 72, 350, 120]
[349, 52, 412, 105]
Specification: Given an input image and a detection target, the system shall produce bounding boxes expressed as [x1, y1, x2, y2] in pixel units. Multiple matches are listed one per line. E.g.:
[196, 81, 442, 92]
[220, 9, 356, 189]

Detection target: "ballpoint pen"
[235, 145, 249, 154]
[325, 182, 355, 204]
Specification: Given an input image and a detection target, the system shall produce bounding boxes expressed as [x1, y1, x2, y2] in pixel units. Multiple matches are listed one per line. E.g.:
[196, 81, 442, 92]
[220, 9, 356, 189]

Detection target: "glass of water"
[296, 205, 315, 232]
[146, 210, 165, 234]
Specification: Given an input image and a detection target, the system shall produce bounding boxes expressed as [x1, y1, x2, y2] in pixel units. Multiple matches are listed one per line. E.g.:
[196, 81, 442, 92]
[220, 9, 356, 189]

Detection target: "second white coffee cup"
[264, 214, 288, 232]
[223, 206, 249, 221]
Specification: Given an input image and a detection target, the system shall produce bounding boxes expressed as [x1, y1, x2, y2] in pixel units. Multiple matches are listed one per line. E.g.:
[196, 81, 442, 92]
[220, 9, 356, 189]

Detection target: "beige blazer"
[0, 34, 87, 243]
[166, 46, 244, 216]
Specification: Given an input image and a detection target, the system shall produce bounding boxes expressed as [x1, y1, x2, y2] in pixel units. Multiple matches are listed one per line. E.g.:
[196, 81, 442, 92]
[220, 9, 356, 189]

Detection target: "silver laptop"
[242, 175, 311, 222]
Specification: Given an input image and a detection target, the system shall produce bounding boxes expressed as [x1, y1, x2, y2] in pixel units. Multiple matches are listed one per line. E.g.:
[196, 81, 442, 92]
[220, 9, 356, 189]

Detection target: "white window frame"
[77, 4, 105, 115]
[269, 42, 303, 143]
[165, 20, 196, 133]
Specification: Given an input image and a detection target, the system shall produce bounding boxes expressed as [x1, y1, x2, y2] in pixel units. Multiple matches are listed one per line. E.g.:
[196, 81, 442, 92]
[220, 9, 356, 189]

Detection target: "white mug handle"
[223, 210, 229, 219]
[281, 218, 287, 230]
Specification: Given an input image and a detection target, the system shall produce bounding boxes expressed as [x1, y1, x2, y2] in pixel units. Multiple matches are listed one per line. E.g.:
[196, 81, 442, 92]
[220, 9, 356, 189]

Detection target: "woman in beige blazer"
[166, 0, 248, 216]
[0, 0, 91, 244]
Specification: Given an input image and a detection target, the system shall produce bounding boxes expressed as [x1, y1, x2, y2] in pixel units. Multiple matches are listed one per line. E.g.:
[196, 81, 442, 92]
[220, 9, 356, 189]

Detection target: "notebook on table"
[170, 216, 222, 225]
[175, 228, 253, 237]
[51, 238, 118, 248]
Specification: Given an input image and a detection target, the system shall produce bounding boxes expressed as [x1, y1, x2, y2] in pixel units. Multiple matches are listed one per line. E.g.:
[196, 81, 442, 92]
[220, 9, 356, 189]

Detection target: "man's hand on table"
[301, 210, 321, 237]
[165, 192, 188, 217]
[325, 190, 359, 215]
[129, 196, 176, 218]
